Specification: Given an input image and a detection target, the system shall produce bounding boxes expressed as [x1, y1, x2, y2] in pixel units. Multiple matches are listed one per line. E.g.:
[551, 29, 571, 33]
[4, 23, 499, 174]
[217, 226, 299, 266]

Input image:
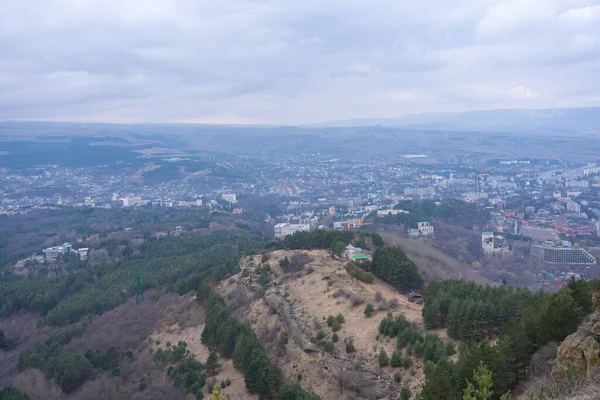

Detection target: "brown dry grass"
[152, 324, 257, 400]
[219, 250, 431, 398]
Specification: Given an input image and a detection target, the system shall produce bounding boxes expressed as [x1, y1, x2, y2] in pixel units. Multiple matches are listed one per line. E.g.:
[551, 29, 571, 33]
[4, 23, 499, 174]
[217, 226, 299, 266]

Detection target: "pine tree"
[206, 351, 221, 376]
[378, 348, 390, 367]
[421, 360, 456, 400]
[463, 362, 493, 400]
[391, 349, 404, 367]
[0, 330, 7, 351]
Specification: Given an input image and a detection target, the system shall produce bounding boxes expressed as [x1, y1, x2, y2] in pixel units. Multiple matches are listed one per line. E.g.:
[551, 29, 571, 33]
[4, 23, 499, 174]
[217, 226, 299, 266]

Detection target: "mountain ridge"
[308, 106, 600, 132]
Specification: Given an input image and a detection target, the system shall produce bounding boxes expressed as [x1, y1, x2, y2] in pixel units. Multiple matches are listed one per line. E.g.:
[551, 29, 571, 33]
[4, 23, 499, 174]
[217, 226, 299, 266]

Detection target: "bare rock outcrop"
[264, 289, 318, 353]
[264, 288, 392, 399]
[555, 299, 600, 378]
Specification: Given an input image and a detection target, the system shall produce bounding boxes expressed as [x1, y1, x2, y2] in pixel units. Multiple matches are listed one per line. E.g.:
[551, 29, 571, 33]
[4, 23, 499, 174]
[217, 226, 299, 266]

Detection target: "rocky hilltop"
[555, 292, 600, 378]
[217, 250, 428, 399]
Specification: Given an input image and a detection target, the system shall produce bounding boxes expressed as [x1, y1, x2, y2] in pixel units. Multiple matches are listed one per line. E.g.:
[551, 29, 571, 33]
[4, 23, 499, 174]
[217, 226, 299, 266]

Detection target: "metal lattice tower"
[136, 273, 145, 304]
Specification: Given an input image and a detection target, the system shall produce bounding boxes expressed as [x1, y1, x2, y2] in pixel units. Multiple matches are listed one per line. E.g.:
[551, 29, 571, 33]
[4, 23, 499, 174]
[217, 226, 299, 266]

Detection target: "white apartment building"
[274, 223, 310, 239]
[565, 180, 589, 189]
[417, 221, 435, 235]
[566, 201, 581, 214]
[482, 232, 495, 255]
[121, 195, 143, 207]
[77, 248, 89, 260]
[377, 209, 409, 217]
[222, 194, 237, 204]
[42, 243, 73, 263]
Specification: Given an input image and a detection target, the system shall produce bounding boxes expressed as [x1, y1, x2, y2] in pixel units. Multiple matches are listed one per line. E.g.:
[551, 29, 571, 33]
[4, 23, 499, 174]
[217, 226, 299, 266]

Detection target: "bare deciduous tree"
[13, 369, 62, 400]
[327, 358, 369, 394]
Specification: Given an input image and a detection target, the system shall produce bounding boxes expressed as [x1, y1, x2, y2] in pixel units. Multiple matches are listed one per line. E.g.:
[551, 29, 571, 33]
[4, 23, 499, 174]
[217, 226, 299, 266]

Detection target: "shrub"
[332, 289, 346, 298]
[261, 254, 270, 263]
[287, 254, 312, 272]
[279, 257, 290, 269]
[139, 373, 152, 390]
[364, 303, 375, 317]
[326, 316, 335, 327]
[401, 386, 412, 400]
[332, 333, 339, 343]
[322, 341, 334, 353]
[378, 348, 390, 367]
[375, 291, 383, 302]
[331, 320, 341, 332]
[345, 262, 375, 283]
[350, 293, 365, 307]
[346, 341, 355, 354]
[335, 313, 345, 324]
[394, 372, 402, 383]
[315, 330, 326, 341]
[445, 341, 456, 356]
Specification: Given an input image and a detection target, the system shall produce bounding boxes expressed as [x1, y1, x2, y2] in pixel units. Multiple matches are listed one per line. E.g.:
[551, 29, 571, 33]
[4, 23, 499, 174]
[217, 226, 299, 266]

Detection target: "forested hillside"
[1, 226, 596, 400]
[0, 231, 280, 399]
[379, 199, 487, 229]
[418, 278, 597, 400]
[0, 232, 265, 324]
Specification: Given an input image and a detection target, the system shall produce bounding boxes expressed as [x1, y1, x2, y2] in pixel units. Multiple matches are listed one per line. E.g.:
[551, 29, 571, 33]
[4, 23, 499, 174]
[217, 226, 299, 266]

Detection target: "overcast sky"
[1, 0, 599, 124]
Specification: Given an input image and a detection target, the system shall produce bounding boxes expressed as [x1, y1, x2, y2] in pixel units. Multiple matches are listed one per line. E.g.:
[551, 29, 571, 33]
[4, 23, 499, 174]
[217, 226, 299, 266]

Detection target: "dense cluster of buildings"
[2, 150, 599, 275]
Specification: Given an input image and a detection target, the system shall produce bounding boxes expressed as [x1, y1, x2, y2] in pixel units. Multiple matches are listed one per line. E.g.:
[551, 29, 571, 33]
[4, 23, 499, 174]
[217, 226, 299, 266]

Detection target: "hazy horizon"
[1, 0, 600, 124]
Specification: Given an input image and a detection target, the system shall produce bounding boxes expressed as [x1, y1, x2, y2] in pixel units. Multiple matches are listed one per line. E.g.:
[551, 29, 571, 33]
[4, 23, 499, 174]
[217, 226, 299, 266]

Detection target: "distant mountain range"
[309, 107, 600, 132]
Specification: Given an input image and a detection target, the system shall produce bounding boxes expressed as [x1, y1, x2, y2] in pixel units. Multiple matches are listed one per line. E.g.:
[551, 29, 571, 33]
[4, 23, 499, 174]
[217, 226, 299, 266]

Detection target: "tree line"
[422, 280, 535, 340]
[274, 230, 383, 256]
[366, 247, 424, 291]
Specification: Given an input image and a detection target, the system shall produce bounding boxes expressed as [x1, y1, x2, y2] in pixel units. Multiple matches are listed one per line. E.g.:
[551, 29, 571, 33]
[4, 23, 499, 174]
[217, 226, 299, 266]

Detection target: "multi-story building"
[417, 221, 434, 235]
[565, 180, 589, 189]
[333, 218, 364, 230]
[222, 194, 237, 204]
[77, 248, 89, 260]
[274, 223, 310, 239]
[461, 192, 489, 203]
[482, 232, 495, 255]
[566, 201, 581, 214]
[42, 243, 73, 263]
[121, 195, 143, 207]
[404, 187, 435, 196]
[531, 245, 596, 265]
[521, 226, 558, 242]
[377, 209, 409, 217]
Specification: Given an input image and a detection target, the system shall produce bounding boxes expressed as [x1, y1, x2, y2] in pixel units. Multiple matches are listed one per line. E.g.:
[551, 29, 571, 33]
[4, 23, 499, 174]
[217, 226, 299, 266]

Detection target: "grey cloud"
[0, 0, 599, 124]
